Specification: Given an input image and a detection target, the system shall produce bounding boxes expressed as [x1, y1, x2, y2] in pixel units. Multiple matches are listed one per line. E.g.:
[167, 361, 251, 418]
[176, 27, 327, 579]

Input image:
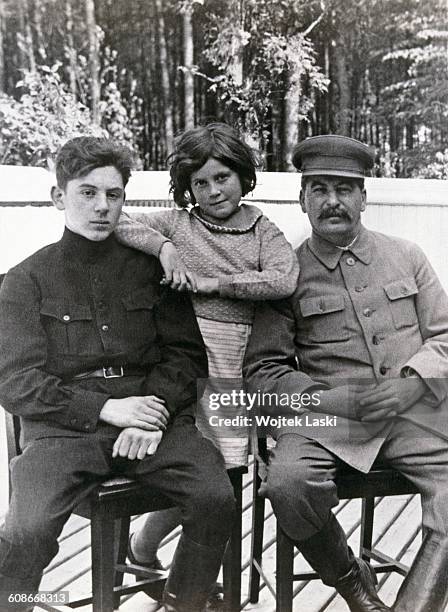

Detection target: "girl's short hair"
[168, 123, 260, 207]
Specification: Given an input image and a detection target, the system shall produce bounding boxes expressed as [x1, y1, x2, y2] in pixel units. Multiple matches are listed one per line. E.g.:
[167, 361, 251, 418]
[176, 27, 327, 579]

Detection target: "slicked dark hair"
[168, 123, 260, 208]
[55, 136, 134, 190]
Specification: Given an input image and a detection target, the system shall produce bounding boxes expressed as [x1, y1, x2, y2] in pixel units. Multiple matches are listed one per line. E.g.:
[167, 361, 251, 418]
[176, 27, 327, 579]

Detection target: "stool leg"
[360, 497, 375, 563]
[91, 511, 115, 612]
[113, 517, 131, 609]
[249, 465, 265, 603]
[276, 526, 294, 612]
[223, 471, 243, 611]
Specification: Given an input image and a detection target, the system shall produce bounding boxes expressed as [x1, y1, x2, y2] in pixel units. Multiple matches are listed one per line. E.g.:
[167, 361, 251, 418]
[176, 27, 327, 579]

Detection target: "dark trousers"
[264, 419, 448, 542]
[0, 416, 235, 583]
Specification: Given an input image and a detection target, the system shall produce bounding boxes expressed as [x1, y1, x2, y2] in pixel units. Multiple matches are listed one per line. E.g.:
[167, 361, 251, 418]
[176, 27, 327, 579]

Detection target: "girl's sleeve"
[115, 209, 179, 256]
[218, 216, 299, 300]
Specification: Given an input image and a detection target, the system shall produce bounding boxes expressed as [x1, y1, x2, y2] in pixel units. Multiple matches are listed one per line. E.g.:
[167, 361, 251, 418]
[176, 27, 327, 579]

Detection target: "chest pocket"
[122, 286, 160, 345]
[384, 277, 419, 329]
[299, 295, 349, 343]
[40, 300, 93, 355]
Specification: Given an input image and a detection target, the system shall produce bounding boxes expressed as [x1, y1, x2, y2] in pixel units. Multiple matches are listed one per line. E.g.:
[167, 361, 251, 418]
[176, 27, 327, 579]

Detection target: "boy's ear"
[51, 186, 65, 211]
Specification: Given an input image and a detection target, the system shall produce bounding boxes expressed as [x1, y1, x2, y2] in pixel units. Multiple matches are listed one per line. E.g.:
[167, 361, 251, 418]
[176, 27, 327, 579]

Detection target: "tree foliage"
[199, 0, 328, 143]
[0, 64, 103, 165]
[0, 0, 446, 176]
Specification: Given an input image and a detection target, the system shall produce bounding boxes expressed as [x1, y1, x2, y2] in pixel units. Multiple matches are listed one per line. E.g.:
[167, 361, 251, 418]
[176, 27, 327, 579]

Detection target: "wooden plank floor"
[29, 465, 423, 612]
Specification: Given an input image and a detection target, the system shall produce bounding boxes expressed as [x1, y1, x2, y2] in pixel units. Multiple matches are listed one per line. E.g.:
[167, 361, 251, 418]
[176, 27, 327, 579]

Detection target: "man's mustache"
[319, 207, 351, 220]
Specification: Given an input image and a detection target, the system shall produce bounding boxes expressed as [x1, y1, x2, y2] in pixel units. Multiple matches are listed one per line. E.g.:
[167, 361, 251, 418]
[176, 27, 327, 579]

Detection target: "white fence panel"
[1, 165, 447, 286]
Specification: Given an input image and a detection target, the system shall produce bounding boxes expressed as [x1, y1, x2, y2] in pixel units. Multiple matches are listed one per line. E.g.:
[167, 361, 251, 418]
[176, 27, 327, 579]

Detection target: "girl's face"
[190, 157, 243, 223]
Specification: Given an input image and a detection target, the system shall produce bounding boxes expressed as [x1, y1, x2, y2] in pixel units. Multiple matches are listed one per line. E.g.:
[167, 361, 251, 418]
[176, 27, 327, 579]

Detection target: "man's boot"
[393, 530, 448, 612]
[335, 558, 390, 612]
[162, 533, 226, 612]
[296, 513, 390, 611]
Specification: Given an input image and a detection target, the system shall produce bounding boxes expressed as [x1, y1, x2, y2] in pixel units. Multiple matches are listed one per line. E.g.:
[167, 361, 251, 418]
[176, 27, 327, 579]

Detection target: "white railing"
[1, 165, 448, 287]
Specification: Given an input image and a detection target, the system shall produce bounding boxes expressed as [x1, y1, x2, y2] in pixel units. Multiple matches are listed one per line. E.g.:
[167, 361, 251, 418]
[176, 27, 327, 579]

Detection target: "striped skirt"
[195, 317, 252, 468]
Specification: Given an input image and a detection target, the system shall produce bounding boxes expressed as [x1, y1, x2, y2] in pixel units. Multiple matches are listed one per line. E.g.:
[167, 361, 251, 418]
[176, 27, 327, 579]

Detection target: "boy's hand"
[112, 428, 163, 460]
[100, 395, 169, 430]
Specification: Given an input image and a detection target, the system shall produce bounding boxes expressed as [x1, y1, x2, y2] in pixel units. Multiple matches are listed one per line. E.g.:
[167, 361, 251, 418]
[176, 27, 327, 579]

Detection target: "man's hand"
[159, 242, 197, 292]
[314, 385, 371, 419]
[356, 378, 426, 422]
[112, 428, 163, 460]
[99, 396, 170, 430]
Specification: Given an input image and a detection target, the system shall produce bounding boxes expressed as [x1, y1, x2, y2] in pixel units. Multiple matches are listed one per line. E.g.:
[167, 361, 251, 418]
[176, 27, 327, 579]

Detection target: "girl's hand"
[159, 242, 197, 292]
[194, 276, 219, 295]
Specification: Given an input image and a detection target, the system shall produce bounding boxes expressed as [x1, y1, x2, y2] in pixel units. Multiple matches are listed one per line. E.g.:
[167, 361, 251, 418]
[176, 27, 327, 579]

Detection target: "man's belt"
[73, 366, 147, 380]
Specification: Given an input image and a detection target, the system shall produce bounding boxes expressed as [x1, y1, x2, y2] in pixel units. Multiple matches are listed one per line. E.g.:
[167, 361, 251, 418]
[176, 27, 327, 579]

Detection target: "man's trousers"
[263, 419, 448, 542]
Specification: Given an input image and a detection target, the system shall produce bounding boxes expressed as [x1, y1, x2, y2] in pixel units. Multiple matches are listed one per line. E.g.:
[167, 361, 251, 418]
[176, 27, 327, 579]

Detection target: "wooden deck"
[26, 463, 421, 612]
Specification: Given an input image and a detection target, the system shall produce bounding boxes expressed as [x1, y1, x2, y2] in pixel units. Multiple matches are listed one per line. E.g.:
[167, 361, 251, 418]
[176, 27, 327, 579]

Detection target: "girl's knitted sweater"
[116, 204, 299, 324]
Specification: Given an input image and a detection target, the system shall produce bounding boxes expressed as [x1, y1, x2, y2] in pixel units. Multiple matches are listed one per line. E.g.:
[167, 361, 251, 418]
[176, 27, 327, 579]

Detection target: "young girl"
[115, 122, 299, 575]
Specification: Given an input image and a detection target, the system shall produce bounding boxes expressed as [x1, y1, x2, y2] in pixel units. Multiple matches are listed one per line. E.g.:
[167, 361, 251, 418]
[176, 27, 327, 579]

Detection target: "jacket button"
[63, 314, 71, 322]
[355, 286, 364, 292]
[380, 366, 388, 375]
[346, 257, 356, 266]
[101, 324, 110, 332]
[372, 335, 381, 345]
[363, 308, 372, 317]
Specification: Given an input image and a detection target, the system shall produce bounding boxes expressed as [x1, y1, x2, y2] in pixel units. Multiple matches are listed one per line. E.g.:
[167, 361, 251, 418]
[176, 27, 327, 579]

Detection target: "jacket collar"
[308, 225, 373, 270]
[190, 203, 263, 233]
[61, 227, 117, 263]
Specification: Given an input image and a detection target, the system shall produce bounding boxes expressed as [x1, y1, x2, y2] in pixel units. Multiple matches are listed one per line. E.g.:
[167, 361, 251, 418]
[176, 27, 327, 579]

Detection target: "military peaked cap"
[292, 135, 374, 178]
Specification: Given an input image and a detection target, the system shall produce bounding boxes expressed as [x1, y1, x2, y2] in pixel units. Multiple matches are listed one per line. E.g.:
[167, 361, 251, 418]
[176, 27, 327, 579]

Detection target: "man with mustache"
[244, 135, 448, 611]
